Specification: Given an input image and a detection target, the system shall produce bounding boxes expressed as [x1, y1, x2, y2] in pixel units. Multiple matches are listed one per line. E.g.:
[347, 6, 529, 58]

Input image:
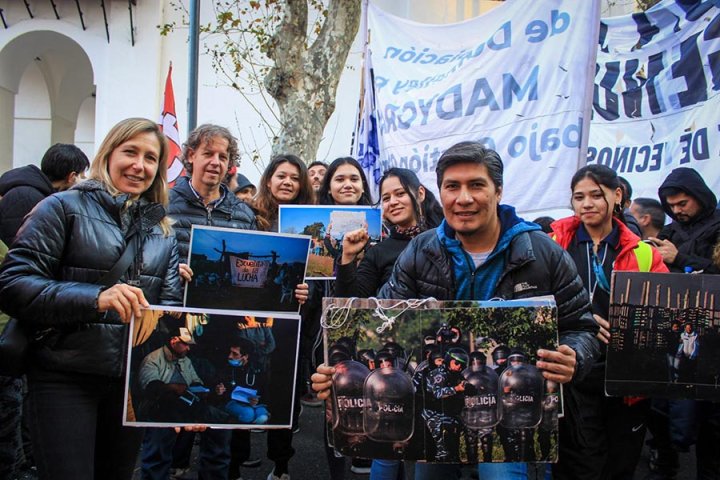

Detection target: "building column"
[0, 87, 15, 173]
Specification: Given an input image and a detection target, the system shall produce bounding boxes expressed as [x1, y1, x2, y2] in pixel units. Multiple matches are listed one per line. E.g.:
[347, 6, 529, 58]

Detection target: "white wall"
[0, 0, 637, 185]
[12, 61, 52, 167]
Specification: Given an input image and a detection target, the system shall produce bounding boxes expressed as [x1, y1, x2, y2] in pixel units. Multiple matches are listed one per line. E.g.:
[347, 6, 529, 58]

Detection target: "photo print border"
[184, 225, 311, 315]
[606, 271, 720, 400]
[321, 296, 560, 464]
[123, 305, 301, 429]
[278, 205, 383, 280]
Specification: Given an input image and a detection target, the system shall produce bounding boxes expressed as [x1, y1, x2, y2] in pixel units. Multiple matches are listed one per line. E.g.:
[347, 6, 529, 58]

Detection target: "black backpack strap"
[97, 235, 139, 288]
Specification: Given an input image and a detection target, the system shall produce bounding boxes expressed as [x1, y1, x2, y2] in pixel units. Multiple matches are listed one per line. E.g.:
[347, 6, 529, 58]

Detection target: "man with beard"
[648, 167, 720, 274]
[308, 161, 328, 194]
[645, 167, 720, 479]
[138, 328, 206, 422]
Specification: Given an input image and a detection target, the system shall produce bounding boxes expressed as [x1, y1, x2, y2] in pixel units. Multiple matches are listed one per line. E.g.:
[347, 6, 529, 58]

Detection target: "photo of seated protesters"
[125, 307, 300, 428]
[217, 337, 270, 424]
[136, 326, 230, 424]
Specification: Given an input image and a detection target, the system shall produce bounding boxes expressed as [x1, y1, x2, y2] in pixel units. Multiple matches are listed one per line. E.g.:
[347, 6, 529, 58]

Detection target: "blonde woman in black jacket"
[0, 118, 182, 480]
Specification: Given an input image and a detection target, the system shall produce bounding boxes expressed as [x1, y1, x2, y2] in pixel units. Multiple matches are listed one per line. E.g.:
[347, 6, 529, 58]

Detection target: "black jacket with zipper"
[378, 227, 600, 382]
[0, 180, 182, 378]
[168, 176, 257, 260]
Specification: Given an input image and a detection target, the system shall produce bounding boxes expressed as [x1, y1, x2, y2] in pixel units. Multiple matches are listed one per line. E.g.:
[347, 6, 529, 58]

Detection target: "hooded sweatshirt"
[438, 204, 540, 301]
[657, 167, 720, 273]
[0, 165, 55, 246]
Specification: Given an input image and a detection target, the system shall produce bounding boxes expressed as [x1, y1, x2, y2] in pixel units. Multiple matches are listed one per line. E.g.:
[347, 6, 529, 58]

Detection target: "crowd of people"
[0, 118, 718, 480]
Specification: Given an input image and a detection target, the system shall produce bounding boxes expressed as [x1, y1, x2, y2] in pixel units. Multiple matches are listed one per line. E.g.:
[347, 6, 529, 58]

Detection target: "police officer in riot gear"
[423, 347, 469, 462]
[463, 351, 498, 462]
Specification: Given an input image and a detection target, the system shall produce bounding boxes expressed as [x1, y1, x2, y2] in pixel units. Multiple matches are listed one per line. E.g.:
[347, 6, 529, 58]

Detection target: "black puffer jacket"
[335, 228, 411, 298]
[658, 167, 720, 274]
[0, 165, 55, 246]
[0, 180, 182, 378]
[168, 176, 257, 259]
[378, 227, 600, 382]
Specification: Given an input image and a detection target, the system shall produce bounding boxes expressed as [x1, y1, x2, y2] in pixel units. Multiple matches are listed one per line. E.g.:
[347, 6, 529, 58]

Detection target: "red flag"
[159, 63, 185, 185]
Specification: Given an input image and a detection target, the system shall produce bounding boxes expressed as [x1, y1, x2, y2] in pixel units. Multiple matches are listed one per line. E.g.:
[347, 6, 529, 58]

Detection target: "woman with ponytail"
[550, 164, 667, 480]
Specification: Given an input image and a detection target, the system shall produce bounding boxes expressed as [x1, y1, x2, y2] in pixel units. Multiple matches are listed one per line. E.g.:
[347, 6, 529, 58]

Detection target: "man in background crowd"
[618, 176, 642, 237]
[233, 173, 257, 203]
[630, 198, 665, 240]
[0, 143, 89, 480]
[645, 167, 720, 479]
[0, 143, 89, 246]
[308, 161, 327, 194]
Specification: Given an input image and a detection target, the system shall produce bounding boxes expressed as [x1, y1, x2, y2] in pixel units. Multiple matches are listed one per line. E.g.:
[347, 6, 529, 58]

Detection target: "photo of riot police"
[184, 225, 311, 314]
[606, 272, 720, 400]
[322, 297, 559, 463]
[124, 306, 301, 428]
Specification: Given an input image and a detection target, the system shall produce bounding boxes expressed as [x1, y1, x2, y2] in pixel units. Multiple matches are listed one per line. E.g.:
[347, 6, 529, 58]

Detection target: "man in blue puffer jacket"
[313, 141, 601, 480]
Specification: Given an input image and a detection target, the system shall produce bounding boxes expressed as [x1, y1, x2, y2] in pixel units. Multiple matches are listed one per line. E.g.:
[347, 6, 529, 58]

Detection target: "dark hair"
[229, 336, 255, 356]
[317, 157, 373, 206]
[618, 176, 632, 204]
[379, 168, 443, 230]
[182, 124, 239, 174]
[570, 164, 626, 224]
[531, 216, 555, 234]
[253, 154, 313, 231]
[435, 141, 503, 191]
[632, 197, 666, 231]
[40, 144, 90, 182]
[308, 160, 328, 169]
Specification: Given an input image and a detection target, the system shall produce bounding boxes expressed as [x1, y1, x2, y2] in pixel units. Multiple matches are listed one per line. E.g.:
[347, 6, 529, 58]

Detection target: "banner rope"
[321, 297, 437, 333]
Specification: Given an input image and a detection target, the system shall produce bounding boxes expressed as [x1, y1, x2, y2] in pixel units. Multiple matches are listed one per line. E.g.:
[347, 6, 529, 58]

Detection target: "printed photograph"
[322, 297, 559, 464]
[606, 272, 720, 400]
[123, 306, 301, 429]
[185, 225, 311, 314]
[278, 205, 382, 280]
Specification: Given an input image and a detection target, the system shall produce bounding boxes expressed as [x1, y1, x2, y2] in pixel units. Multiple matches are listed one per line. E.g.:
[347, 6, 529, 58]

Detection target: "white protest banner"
[229, 256, 270, 288]
[589, 0, 720, 200]
[364, 0, 600, 213]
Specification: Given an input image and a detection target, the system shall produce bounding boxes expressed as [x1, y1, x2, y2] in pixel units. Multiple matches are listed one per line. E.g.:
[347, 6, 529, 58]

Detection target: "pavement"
[124, 403, 697, 480]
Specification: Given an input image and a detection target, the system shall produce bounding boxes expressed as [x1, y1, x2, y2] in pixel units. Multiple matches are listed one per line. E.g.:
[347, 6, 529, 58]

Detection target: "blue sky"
[278, 206, 382, 238]
[190, 227, 310, 263]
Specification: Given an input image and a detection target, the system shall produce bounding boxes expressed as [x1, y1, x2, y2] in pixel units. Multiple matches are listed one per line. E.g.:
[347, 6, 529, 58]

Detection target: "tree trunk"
[264, 0, 362, 163]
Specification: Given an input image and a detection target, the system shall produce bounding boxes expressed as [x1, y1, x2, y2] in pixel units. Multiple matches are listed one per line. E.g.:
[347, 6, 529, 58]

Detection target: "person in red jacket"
[550, 164, 667, 480]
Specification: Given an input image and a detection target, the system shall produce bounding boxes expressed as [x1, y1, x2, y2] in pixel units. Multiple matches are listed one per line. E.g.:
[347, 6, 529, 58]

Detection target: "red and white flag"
[159, 63, 185, 185]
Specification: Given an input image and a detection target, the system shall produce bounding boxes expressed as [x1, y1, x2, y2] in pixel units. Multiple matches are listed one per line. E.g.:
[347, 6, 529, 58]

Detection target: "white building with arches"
[0, 0, 633, 182]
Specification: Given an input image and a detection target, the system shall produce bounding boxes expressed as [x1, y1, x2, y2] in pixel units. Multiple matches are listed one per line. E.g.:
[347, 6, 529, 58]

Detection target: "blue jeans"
[414, 462, 550, 480]
[225, 400, 269, 424]
[141, 428, 231, 480]
[480, 463, 552, 479]
[370, 459, 401, 480]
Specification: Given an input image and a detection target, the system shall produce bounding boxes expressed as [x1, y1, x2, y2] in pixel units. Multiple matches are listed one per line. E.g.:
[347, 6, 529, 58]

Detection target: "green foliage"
[302, 221, 325, 238]
[324, 300, 558, 365]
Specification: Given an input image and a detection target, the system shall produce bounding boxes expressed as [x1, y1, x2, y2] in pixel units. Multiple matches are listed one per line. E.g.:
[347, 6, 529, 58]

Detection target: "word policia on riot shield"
[322, 297, 560, 464]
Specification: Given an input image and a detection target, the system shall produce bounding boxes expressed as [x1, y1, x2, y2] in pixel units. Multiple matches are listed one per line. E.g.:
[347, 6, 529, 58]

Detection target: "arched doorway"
[0, 30, 95, 172]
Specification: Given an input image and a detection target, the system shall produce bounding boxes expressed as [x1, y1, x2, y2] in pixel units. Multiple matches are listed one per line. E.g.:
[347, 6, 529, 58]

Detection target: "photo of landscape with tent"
[279, 205, 382, 280]
[185, 225, 311, 314]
